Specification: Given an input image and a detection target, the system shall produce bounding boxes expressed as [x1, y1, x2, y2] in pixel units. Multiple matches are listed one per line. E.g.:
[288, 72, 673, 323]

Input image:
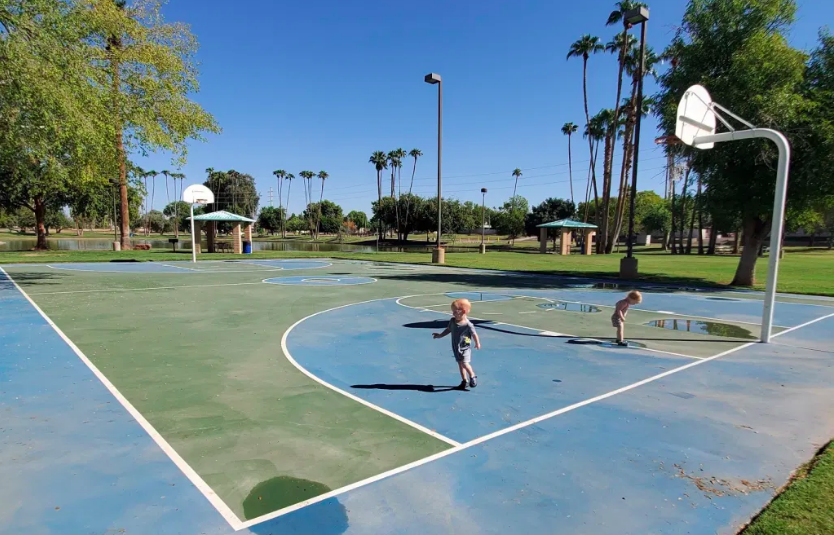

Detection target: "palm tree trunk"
[581, 56, 599, 231]
[598, 133, 614, 254]
[286, 181, 292, 235]
[404, 159, 418, 237]
[603, 29, 629, 252]
[697, 176, 704, 254]
[567, 133, 574, 204]
[679, 166, 691, 254]
[670, 179, 677, 255]
[376, 170, 383, 240]
[316, 181, 324, 240]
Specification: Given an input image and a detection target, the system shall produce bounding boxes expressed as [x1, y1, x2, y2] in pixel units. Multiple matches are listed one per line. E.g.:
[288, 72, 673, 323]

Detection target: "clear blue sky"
[137, 0, 833, 217]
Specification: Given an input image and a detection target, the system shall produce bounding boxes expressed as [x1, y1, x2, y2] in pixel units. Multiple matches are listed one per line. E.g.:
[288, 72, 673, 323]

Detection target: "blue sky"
[136, 0, 833, 216]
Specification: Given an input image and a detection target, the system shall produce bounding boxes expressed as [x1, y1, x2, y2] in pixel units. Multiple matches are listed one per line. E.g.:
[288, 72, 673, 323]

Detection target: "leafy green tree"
[163, 201, 191, 232]
[0, 0, 113, 249]
[525, 198, 577, 236]
[303, 200, 343, 235]
[94, 0, 220, 249]
[346, 210, 369, 231]
[203, 169, 260, 218]
[493, 196, 529, 242]
[257, 206, 286, 235]
[656, 0, 834, 285]
[286, 214, 306, 233]
[144, 210, 168, 234]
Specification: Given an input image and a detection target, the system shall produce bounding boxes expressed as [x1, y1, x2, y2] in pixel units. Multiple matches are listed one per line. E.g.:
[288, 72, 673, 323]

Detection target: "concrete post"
[232, 223, 242, 254]
[207, 222, 215, 253]
[244, 224, 252, 243]
[539, 227, 547, 253]
[584, 230, 596, 255]
[560, 229, 571, 255]
[194, 221, 202, 254]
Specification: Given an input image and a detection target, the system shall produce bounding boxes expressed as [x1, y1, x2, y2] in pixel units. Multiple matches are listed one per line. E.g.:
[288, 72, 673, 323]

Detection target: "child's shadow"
[352, 383, 462, 393]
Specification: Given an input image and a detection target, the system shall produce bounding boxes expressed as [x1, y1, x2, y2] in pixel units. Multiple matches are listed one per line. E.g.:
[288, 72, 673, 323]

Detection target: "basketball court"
[2, 258, 833, 534]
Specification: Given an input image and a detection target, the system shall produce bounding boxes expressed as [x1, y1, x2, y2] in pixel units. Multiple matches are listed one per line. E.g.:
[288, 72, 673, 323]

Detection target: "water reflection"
[0, 237, 475, 254]
[537, 302, 601, 313]
[644, 318, 756, 339]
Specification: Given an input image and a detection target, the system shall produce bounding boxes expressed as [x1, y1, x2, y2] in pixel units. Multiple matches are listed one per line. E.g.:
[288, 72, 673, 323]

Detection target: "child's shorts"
[611, 315, 623, 328]
[454, 352, 472, 364]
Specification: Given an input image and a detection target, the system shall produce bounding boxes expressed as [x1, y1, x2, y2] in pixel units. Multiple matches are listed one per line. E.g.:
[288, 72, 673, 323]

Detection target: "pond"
[644, 319, 756, 339]
[0, 237, 476, 254]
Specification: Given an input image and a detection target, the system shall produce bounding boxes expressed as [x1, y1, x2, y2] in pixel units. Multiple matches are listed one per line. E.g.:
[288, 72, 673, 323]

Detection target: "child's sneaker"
[469, 376, 478, 388]
[617, 341, 628, 347]
[458, 380, 469, 390]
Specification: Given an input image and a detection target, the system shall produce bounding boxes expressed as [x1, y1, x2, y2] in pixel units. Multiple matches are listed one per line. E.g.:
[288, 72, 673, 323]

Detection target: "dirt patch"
[674, 464, 774, 498]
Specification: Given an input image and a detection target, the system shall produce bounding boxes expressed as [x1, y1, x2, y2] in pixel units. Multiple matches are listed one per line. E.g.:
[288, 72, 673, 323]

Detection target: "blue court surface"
[2, 259, 834, 535]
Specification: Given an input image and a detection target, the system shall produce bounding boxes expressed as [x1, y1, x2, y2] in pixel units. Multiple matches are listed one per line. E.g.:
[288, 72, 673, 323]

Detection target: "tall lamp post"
[480, 187, 488, 254]
[620, 6, 649, 279]
[424, 72, 443, 263]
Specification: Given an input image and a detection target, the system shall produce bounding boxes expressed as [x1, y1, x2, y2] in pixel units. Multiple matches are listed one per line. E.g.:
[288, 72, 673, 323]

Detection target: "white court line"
[155, 262, 199, 272]
[244, 304, 834, 528]
[280, 297, 460, 448]
[0, 267, 246, 531]
[44, 264, 286, 275]
[26, 281, 264, 296]
[264, 277, 378, 286]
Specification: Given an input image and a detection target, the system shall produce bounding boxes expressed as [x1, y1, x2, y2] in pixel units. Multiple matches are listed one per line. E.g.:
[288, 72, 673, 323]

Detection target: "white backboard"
[676, 85, 716, 149]
[183, 184, 214, 204]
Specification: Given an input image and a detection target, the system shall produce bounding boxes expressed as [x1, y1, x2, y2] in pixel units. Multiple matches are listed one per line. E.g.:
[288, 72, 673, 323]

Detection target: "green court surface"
[3, 258, 833, 533]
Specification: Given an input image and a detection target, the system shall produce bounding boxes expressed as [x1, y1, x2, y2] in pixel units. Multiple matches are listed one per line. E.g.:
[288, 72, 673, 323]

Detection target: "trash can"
[243, 241, 252, 254]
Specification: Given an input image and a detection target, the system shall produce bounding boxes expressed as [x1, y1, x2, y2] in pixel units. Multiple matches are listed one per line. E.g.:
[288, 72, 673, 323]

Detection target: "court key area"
[2, 258, 833, 534]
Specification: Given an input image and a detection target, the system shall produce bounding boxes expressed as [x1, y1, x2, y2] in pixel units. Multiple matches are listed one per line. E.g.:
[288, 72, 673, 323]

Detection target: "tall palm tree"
[162, 170, 171, 226]
[299, 170, 315, 237]
[369, 151, 388, 240]
[146, 169, 158, 236]
[583, 116, 605, 224]
[316, 170, 328, 239]
[511, 168, 523, 205]
[590, 109, 619, 252]
[387, 149, 404, 240]
[567, 34, 604, 234]
[273, 170, 287, 237]
[404, 149, 423, 235]
[561, 123, 578, 203]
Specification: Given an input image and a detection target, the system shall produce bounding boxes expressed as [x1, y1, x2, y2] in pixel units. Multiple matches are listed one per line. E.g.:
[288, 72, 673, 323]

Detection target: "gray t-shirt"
[449, 318, 477, 359]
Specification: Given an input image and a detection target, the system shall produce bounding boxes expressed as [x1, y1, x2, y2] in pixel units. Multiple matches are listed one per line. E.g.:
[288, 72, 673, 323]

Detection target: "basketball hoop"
[674, 84, 791, 343]
[181, 185, 215, 264]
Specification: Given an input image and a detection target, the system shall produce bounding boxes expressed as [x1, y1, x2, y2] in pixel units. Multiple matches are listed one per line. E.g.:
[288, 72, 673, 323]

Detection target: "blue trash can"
[243, 241, 252, 254]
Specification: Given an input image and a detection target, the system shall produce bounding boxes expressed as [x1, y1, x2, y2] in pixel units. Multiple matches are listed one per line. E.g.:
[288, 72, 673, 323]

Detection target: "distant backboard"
[183, 184, 214, 204]
[676, 85, 716, 149]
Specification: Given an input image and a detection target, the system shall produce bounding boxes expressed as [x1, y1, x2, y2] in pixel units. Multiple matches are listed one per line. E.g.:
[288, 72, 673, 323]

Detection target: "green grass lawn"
[3, 246, 832, 295]
[741, 442, 834, 535]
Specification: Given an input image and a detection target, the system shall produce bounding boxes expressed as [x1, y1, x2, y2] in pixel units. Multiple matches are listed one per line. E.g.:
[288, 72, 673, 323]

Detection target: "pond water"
[644, 319, 756, 339]
[0, 237, 474, 254]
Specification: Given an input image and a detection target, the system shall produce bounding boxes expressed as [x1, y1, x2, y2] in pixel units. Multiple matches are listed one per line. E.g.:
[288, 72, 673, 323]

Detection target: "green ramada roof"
[189, 210, 256, 223]
[536, 219, 598, 229]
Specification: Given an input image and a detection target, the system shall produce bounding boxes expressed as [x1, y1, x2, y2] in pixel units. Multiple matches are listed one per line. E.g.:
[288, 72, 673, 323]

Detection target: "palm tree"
[299, 171, 315, 237]
[369, 151, 388, 239]
[561, 123, 578, 203]
[387, 149, 405, 240]
[273, 170, 287, 237]
[511, 168, 523, 206]
[145, 169, 158, 236]
[404, 149, 422, 236]
[316, 170, 329, 239]
[583, 116, 605, 224]
[567, 34, 604, 236]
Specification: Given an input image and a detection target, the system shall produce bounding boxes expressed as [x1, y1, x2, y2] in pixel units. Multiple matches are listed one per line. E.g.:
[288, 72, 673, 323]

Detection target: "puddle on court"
[243, 476, 345, 521]
[446, 291, 513, 302]
[537, 302, 601, 313]
[591, 282, 706, 293]
[644, 319, 756, 339]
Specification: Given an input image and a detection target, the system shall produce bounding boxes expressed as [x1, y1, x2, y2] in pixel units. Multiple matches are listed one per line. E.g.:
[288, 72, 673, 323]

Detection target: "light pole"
[480, 187, 488, 254]
[425, 72, 443, 263]
[620, 6, 649, 279]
